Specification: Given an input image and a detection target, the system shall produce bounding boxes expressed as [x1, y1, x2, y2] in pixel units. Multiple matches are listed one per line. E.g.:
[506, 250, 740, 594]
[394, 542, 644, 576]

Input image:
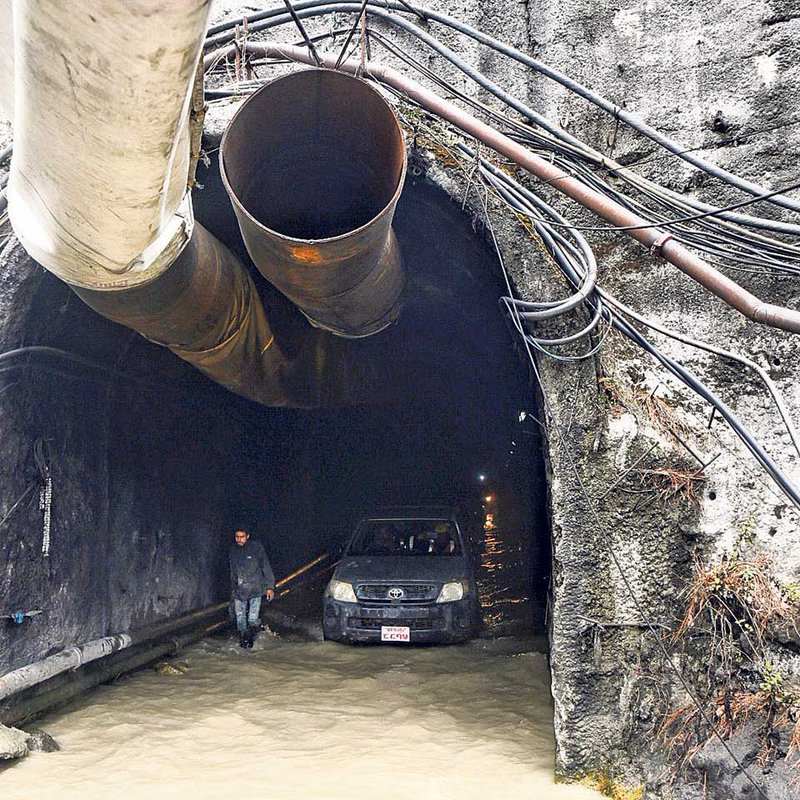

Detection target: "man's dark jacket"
[229, 539, 276, 601]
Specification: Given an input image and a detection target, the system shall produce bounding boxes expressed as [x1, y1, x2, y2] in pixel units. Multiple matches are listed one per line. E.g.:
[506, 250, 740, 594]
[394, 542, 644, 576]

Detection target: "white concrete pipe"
[0, 0, 210, 289]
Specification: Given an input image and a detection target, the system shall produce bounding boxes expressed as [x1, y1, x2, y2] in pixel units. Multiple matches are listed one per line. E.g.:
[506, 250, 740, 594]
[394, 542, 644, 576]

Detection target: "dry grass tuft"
[658, 683, 800, 776]
[599, 375, 692, 440]
[661, 551, 800, 780]
[674, 554, 790, 650]
[634, 466, 706, 509]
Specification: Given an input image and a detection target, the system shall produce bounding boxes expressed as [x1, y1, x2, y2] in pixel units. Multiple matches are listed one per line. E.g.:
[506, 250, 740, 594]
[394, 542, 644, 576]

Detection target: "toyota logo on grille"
[387, 587, 405, 600]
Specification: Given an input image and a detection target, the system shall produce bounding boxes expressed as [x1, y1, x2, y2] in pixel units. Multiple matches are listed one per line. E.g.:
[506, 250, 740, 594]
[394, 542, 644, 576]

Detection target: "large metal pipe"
[0, 552, 330, 723]
[0, 602, 228, 703]
[74, 222, 299, 407]
[2, 4, 385, 407]
[213, 43, 800, 336]
[75, 222, 382, 408]
[3, 0, 211, 289]
[220, 68, 406, 338]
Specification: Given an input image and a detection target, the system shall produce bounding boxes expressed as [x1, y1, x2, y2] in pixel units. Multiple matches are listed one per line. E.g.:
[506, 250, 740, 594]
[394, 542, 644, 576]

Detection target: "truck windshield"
[347, 519, 461, 556]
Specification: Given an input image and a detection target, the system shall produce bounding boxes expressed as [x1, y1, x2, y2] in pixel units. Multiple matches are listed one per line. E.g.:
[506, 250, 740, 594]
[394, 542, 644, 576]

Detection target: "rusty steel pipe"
[74, 222, 382, 408]
[210, 44, 800, 335]
[220, 68, 406, 338]
[74, 222, 299, 407]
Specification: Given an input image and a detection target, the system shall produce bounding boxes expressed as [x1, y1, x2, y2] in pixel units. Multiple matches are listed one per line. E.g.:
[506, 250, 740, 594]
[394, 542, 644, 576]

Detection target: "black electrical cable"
[510, 178, 800, 234]
[0, 346, 187, 391]
[471, 178, 773, 797]
[433, 114, 800, 507]
[489, 178, 800, 509]
[333, 0, 368, 69]
[205, 18, 800, 277]
[280, 0, 324, 65]
[364, 28, 800, 277]
[203, 1, 800, 229]
[203, 12, 789, 791]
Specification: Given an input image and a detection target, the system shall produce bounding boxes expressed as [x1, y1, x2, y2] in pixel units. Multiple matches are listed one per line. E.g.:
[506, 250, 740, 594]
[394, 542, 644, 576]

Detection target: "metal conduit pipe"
[0, 601, 229, 703]
[204, 1, 800, 224]
[0, 553, 330, 722]
[211, 43, 800, 335]
[220, 68, 406, 338]
[1, 622, 228, 727]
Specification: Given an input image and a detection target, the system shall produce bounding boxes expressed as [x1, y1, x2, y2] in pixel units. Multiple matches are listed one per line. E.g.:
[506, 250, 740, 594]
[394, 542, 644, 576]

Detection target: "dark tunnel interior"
[0, 148, 551, 672]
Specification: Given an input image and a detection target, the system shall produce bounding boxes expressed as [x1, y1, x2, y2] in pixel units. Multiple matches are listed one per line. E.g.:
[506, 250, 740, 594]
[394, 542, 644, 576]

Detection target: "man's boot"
[247, 625, 258, 648]
[239, 630, 248, 648]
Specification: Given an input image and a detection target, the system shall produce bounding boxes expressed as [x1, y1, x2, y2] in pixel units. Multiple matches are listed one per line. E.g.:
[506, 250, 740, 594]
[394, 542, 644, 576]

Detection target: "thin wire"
[334, 0, 368, 69]
[514, 178, 800, 233]
[205, 22, 800, 276]
[281, 0, 324, 65]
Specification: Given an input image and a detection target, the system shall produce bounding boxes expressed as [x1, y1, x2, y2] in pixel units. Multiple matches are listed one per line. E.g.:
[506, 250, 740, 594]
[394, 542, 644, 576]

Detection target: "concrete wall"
[402, 0, 800, 796]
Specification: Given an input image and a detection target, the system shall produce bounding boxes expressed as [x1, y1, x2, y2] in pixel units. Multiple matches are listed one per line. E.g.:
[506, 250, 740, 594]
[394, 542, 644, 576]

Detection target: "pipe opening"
[222, 68, 405, 241]
[220, 68, 407, 338]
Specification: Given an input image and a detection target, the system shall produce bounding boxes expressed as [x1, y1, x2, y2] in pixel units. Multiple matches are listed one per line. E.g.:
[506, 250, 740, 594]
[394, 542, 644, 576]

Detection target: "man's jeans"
[234, 596, 262, 632]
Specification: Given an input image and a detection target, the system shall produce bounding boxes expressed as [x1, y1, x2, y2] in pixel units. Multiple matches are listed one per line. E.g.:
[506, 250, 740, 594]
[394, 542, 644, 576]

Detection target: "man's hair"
[234, 527, 249, 535]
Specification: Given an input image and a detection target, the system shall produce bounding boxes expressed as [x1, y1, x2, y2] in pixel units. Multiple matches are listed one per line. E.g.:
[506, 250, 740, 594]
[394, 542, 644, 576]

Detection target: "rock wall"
[0, 239, 278, 673]
[408, 0, 800, 796]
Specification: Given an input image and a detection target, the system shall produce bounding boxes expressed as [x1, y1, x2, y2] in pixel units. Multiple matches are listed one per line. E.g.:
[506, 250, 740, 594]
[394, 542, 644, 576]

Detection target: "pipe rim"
[219, 66, 407, 247]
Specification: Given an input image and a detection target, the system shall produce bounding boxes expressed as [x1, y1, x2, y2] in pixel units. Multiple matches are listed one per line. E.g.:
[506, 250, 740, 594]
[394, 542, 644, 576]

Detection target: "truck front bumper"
[323, 597, 479, 644]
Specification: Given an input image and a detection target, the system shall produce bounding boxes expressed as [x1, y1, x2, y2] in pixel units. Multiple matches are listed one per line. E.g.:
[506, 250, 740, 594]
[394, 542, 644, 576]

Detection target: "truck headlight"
[436, 581, 465, 603]
[327, 580, 357, 603]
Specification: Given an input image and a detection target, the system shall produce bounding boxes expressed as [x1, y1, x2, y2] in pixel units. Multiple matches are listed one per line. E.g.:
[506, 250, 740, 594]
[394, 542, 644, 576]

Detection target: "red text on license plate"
[381, 625, 410, 642]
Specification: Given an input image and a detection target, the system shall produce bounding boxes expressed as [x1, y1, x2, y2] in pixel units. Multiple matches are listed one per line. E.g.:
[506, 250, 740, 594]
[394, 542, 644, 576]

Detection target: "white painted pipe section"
[0, 634, 132, 700]
[2, 1, 211, 289]
[0, 1, 14, 120]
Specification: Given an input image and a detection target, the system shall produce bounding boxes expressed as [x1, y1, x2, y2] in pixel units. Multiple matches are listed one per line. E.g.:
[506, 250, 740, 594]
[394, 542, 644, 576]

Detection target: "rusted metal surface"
[220, 68, 406, 338]
[74, 222, 293, 405]
[211, 44, 800, 335]
[74, 222, 381, 407]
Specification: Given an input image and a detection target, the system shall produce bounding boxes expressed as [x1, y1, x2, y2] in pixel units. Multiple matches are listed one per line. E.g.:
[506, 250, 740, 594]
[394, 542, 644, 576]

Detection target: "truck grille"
[355, 583, 439, 603]
[348, 617, 445, 631]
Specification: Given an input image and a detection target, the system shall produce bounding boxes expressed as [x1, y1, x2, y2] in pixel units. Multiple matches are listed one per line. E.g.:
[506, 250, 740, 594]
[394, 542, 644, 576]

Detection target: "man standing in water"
[230, 528, 276, 649]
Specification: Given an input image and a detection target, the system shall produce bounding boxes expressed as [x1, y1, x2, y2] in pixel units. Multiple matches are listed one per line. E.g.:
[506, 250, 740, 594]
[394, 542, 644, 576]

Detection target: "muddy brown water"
[2, 634, 602, 799]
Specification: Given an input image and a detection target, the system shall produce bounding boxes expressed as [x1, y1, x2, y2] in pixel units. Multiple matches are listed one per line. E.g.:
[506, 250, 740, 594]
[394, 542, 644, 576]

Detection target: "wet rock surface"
[0, 724, 29, 760]
[24, 728, 59, 753]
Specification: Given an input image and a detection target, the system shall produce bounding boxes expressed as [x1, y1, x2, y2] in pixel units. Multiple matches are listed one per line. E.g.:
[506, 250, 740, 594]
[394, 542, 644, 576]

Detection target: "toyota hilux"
[323, 507, 480, 644]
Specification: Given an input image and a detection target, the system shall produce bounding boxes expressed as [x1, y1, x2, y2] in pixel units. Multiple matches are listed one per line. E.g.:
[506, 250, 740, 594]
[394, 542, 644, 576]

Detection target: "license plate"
[381, 625, 410, 642]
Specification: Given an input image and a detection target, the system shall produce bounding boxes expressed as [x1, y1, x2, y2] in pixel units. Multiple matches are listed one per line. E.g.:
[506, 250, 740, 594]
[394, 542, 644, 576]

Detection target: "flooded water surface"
[3, 635, 600, 800]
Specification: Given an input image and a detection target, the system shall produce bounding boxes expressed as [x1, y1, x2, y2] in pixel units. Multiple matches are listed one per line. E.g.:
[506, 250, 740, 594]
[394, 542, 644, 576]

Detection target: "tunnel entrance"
[0, 160, 551, 679]
[194, 157, 552, 638]
[0, 133, 573, 798]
